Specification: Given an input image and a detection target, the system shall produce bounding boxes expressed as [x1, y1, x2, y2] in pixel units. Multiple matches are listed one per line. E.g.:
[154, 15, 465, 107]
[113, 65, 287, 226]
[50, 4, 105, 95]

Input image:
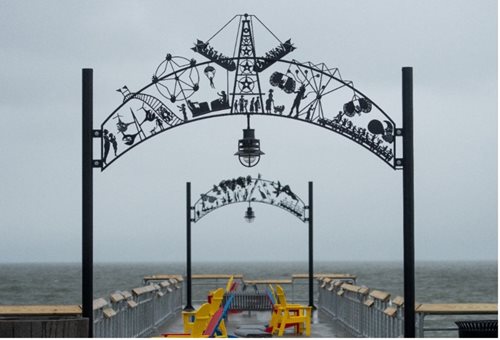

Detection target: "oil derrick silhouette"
[230, 15, 264, 114]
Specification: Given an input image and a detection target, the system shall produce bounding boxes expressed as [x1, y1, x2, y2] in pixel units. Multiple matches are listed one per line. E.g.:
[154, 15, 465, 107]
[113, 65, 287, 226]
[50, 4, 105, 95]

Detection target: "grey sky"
[0, 0, 497, 263]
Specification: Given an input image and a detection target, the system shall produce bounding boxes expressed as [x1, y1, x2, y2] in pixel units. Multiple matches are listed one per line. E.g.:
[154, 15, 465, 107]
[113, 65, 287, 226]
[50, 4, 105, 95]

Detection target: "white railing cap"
[103, 307, 117, 319]
[110, 293, 125, 303]
[369, 290, 390, 301]
[160, 280, 171, 288]
[121, 290, 133, 299]
[93, 298, 108, 310]
[132, 285, 157, 296]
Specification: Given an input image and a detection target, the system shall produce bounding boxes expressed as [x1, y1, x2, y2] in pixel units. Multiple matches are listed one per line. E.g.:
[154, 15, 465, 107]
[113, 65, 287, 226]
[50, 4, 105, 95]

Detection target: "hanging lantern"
[234, 115, 265, 167]
[244, 203, 255, 223]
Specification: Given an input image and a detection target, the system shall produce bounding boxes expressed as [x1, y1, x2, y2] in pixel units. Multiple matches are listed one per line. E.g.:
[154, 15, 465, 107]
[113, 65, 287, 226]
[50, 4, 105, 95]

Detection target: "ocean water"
[0, 261, 496, 305]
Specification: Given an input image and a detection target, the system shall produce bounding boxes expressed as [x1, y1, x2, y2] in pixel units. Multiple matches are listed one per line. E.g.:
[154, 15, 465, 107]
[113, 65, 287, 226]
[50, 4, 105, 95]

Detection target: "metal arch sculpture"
[192, 175, 307, 223]
[81, 12, 417, 338]
[96, 14, 403, 171]
[184, 179, 316, 311]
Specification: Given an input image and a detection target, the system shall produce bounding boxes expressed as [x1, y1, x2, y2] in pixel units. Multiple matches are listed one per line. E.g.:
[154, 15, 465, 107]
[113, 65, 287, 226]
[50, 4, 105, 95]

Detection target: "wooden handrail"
[415, 303, 498, 314]
[292, 273, 356, 280]
[143, 274, 184, 281]
[144, 273, 356, 281]
[0, 305, 82, 316]
[191, 274, 244, 279]
[145, 274, 244, 280]
[244, 279, 292, 285]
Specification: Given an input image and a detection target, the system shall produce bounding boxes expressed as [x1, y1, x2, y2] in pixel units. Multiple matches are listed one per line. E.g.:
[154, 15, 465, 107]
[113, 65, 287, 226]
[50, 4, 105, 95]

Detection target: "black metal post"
[82, 68, 94, 338]
[184, 182, 194, 311]
[308, 181, 315, 308]
[402, 67, 415, 338]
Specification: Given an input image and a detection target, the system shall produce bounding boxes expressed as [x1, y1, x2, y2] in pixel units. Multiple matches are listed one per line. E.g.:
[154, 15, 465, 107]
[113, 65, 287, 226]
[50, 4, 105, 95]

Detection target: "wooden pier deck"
[153, 308, 350, 338]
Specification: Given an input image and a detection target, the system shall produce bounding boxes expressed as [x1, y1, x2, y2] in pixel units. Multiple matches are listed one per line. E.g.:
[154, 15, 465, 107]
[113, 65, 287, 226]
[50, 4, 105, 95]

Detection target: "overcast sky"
[0, 0, 497, 264]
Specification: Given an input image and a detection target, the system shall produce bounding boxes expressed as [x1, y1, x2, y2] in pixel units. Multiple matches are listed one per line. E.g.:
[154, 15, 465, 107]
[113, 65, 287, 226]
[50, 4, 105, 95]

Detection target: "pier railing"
[143, 273, 356, 306]
[2, 273, 495, 338]
[317, 277, 498, 338]
[415, 303, 498, 337]
[93, 277, 182, 337]
[318, 277, 404, 337]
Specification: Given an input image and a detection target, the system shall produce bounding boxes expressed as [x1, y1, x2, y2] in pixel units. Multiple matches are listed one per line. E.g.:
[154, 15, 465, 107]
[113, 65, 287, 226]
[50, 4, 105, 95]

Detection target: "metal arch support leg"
[402, 67, 415, 338]
[184, 182, 194, 311]
[308, 181, 315, 309]
[82, 68, 94, 338]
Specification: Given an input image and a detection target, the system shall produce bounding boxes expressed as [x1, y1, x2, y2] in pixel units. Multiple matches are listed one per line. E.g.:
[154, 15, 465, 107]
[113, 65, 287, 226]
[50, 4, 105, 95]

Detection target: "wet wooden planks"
[0, 319, 88, 338]
[0, 305, 87, 338]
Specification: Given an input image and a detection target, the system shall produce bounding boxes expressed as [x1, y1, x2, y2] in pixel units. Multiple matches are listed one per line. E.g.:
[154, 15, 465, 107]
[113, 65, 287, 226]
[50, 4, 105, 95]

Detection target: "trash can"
[455, 320, 498, 338]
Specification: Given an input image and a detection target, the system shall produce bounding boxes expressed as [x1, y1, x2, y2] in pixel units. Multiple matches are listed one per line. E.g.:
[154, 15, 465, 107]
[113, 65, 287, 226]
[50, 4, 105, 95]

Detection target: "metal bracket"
[92, 129, 102, 138]
[304, 206, 311, 222]
[92, 160, 103, 168]
[394, 128, 404, 170]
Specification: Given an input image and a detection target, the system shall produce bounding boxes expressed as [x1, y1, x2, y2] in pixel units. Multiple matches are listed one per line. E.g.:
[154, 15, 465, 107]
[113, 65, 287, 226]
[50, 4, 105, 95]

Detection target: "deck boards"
[154, 308, 350, 337]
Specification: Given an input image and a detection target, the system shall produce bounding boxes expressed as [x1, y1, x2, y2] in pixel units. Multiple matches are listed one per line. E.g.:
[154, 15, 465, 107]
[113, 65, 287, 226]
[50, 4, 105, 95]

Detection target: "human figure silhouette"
[178, 104, 188, 121]
[289, 84, 307, 117]
[305, 105, 314, 120]
[239, 96, 245, 112]
[156, 117, 164, 130]
[254, 97, 260, 112]
[265, 89, 274, 113]
[109, 133, 118, 156]
[103, 129, 110, 163]
[243, 99, 248, 112]
[217, 91, 227, 104]
[249, 98, 255, 113]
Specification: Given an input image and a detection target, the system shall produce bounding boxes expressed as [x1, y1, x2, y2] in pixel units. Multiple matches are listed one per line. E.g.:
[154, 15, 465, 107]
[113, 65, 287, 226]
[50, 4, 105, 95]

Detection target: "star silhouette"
[239, 77, 254, 91]
[240, 60, 253, 73]
[242, 46, 252, 56]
